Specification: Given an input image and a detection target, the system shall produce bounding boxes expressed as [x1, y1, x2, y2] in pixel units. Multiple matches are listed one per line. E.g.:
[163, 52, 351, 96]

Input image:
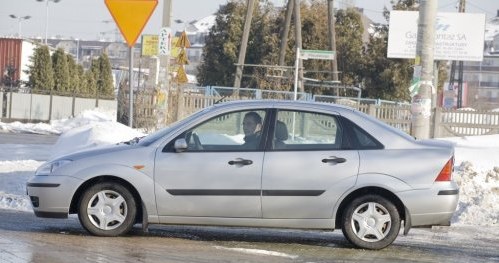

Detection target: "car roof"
[212, 99, 356, 113]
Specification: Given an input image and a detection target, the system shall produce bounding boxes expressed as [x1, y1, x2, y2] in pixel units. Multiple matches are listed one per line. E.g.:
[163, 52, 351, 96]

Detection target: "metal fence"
[3, 87, 498, 139]
[165, 87, 499, 138]
[433, 108, 499, 137]
[1, 91, 117, 122]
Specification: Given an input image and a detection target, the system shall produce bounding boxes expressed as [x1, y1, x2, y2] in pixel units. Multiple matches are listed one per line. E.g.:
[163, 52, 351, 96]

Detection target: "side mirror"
[174, 138, 188, 152]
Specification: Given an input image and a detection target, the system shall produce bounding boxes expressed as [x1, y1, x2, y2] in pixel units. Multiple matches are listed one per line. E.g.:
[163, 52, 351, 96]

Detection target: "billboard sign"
[388, 11, 485, 61]
[141, 35, 158, 56]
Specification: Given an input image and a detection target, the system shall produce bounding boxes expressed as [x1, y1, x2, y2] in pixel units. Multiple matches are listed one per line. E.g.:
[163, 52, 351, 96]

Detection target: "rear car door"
[261, 109, 359, 219]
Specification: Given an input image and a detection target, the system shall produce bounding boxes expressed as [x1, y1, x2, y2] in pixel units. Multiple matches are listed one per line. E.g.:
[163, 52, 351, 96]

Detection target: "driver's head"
[243, 112, 262, 136]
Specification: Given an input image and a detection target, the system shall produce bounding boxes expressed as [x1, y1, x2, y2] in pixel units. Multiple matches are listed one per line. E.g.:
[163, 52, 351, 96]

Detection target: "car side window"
[176, 110, 267, 152]
[346, 120, 384, 150]
[273, 110, 342, 150]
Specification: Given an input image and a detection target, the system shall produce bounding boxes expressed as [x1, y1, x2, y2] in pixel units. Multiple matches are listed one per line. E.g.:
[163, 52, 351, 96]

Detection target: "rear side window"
[273, 110, 342, 150]
[342, 117, 383, 150]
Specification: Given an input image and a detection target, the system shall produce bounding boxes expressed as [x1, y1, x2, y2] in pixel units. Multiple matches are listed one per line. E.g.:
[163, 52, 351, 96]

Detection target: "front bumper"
[26, 175, 83, 218]
[398, 181, 459, 227]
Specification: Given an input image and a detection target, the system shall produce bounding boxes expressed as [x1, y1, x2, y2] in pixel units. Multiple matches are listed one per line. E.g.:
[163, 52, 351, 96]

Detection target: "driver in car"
[242, 112, 262, 149]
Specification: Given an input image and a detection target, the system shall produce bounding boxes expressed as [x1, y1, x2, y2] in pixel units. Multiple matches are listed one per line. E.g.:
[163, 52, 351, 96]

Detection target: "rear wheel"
[341, 195, 401, 250]
[78, 182, 136, 236]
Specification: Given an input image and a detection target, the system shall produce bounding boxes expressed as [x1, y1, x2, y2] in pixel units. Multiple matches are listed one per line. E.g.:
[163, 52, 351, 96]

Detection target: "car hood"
[53, 144, 140, 162]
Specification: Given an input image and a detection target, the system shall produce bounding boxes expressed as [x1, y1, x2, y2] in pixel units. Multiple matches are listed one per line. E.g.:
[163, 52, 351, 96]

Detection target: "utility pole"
[160, 0, 172, 92]
[411, 0, 437, 139]
[327, 0, 339, 88]
[278, 0, 294, 67]
[294, 0, 304, 94]
[457, 0, 465, 108]
[234, 0, 256, 90]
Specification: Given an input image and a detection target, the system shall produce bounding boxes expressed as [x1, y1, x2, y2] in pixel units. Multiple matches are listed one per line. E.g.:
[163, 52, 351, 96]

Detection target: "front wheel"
[78, 182, 137, 236]
[341, 195, 401, 250]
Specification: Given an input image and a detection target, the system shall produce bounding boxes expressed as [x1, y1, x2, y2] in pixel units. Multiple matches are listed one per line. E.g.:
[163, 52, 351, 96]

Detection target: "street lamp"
[9, 14, 31, 37]
[36, 0, 61, 45]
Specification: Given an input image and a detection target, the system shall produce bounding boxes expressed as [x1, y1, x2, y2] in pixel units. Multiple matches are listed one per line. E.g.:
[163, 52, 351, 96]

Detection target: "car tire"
[341, 194, 401, 250]
[78, 182, 137, 236]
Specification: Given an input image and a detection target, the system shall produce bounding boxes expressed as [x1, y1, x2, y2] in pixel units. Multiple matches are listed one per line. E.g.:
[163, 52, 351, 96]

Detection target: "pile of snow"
[51, 121, 144, 159]
[0, 109, 498, 227]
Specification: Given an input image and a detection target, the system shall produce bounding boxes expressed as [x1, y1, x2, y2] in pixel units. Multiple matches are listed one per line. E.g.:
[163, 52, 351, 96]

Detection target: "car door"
[261, 109, 359, 219]
[154, 109, 268, 218]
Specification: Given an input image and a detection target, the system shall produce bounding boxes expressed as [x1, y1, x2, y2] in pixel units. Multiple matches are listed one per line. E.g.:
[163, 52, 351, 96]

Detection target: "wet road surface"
[0, 133, 59, 145]
[0, 209, 498, 263]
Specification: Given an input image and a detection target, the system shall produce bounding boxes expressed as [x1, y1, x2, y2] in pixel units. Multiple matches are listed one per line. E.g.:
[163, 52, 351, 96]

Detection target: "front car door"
[154, 109, 268, 218]
[262, 109, 360, 219]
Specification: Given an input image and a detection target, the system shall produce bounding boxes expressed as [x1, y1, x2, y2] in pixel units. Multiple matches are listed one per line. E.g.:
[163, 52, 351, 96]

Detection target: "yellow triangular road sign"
[105, 0, 158, 47]
[176, 31, 191, 48]
[177, 49, 189, 65]
[176, 66, 188, 84]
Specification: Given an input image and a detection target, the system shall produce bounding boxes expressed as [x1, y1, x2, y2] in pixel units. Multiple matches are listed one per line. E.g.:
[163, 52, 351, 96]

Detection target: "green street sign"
[300, 49, 335, 60]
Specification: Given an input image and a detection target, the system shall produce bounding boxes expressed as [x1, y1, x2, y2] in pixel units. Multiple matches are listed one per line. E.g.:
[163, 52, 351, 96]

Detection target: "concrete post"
[411, 0, 437, 139]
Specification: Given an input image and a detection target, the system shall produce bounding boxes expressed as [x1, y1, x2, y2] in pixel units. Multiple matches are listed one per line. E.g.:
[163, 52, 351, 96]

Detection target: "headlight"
[35, 160, 73, 176]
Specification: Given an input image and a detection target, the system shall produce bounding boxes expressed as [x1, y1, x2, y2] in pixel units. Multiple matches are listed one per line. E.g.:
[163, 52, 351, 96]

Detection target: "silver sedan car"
[27, 100, 459, 250]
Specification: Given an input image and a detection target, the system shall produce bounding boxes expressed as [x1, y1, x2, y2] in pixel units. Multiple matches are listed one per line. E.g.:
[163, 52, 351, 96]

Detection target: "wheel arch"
[69, 175, 144, 223]
[334, 187, 406, 229]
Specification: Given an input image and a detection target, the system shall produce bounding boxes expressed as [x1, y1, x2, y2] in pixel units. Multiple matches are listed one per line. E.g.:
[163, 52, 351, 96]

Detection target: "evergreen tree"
[52, 48, 70, 93]
[87, 59, 101, 96]
[360, 0, 418, 101]
[26, 45, 54, 92]
[98, 53, 114, 97]
[66, 54, 79, 93]
[82, 70, 97, 96]
[76, 64, 85, 94]
[335, 8, 364, 87]
[197, 1, 246, 87]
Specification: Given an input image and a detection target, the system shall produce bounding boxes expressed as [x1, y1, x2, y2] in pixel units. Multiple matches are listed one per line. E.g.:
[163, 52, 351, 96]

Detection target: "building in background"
[462, 10, 499, 110]
[0, 38, 37, 91]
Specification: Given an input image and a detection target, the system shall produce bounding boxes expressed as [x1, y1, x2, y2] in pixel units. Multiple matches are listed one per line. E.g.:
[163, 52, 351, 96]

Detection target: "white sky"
[0, 108, 498, 226]
[0, 0, 497, 41]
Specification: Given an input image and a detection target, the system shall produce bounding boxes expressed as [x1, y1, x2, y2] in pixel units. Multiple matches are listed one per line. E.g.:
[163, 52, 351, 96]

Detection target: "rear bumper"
[398, 182, 459, 227]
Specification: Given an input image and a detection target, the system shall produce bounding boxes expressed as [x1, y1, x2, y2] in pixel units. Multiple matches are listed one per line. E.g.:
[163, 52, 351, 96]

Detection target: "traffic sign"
[105, 0, 158, 47]
[300, 49, 335, 60]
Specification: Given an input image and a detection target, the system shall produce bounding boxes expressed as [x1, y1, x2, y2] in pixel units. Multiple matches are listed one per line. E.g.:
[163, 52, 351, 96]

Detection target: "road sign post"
[293, 49, 336, 100]
[105, 0, 158, 127]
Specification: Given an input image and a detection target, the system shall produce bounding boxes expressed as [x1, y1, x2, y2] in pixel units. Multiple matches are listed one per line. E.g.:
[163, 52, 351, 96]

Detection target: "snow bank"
[452, 162, 499, 225]
[50, 121, 144, 159]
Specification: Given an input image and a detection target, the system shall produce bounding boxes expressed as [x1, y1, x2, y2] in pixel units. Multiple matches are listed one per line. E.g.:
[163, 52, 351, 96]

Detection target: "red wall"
[0, 38, 23, 85]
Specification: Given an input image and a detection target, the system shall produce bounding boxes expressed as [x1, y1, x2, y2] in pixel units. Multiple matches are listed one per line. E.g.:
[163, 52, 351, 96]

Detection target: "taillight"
[435, 157, 454, 182]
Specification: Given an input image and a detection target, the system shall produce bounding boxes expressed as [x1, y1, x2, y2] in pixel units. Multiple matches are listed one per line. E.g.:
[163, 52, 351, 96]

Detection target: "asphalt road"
[0, 209, 498, 263]
[0, 133, 59, 144]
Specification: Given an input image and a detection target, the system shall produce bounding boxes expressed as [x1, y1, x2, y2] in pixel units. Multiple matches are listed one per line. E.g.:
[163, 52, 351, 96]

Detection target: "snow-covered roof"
[190, 15, 216, 34]
[485, 16, 499, 41]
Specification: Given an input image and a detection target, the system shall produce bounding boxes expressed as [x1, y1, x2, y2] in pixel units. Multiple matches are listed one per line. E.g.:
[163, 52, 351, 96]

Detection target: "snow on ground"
[0, 109, 498, 227]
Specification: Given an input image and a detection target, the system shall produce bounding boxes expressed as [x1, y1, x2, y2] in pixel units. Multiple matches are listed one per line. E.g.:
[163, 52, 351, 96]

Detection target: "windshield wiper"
[121, 136, 145, 145]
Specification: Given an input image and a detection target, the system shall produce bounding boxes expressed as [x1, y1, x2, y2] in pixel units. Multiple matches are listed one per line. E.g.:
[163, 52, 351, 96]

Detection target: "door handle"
[322, 157, 346, 164]
[228, 159, 253, 165]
